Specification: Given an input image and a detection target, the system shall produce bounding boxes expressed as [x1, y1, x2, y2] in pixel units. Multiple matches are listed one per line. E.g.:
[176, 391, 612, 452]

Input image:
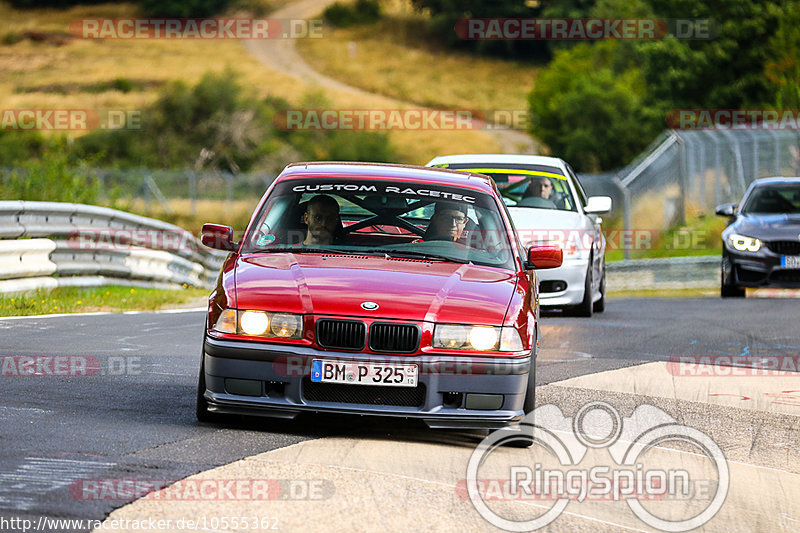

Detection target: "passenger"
[425, 202, 469, 242]
[303, 194, 342, 245]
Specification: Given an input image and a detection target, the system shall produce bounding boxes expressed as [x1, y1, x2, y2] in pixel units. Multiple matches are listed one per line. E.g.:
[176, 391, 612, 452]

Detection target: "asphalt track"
[0, 296, 798, 532]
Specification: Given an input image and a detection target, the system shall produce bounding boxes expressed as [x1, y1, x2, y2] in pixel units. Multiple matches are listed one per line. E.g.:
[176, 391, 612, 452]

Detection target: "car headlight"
[240, 311, 269, 335]
[433, 324, 524, 352]
[213, 309, 304, 339]
[270, 313, 303, 338]
[728, 233, 761, 252]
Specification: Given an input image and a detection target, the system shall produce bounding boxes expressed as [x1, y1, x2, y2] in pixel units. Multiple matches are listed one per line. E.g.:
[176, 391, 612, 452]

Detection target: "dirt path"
[242, 0, 538, 154]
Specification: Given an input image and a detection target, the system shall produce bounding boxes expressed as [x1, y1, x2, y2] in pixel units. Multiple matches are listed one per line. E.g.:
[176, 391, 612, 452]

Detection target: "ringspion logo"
[466, 401, 729, 531]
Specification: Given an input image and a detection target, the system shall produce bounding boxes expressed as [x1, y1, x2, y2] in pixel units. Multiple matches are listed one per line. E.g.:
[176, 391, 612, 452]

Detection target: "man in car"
[303, 194, 342, 245]
[424, 201, 469, 242]
[524, 177, 554, 200]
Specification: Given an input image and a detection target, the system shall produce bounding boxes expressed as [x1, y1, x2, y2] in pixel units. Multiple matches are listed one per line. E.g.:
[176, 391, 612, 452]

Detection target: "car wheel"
[567, 260, 593, 317]
[196, 357, 223, 423]
[593, 264, 606, 313]
[720, 257, 745, 298]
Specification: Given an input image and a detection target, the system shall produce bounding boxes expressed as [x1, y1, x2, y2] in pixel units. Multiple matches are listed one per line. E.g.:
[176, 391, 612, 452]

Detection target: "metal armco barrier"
[0, 201, 226, 294]
[606, 255, 719, 290]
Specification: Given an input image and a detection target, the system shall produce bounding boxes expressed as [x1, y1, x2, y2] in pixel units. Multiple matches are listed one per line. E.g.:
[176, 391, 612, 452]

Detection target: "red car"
[197, 162, 561, 432]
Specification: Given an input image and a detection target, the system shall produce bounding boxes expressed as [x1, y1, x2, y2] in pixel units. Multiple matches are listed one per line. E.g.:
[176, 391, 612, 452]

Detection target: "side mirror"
[201, 223, 236, 251]
[584, 196, 612, 214]
[715, 203, 736, 217]
[527, 245, 563, 269]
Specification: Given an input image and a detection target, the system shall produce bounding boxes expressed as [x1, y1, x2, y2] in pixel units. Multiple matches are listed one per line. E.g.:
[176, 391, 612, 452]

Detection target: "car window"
[566, 164, 588, 207]
[242, 178, 517, 270]
[432, 164, 577, 212]
[741, 184, 800, 214]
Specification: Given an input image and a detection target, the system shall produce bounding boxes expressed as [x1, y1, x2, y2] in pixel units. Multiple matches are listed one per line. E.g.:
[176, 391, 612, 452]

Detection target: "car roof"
[426, 154, 569, 173]
[278, 161, 496, 193]
[750, 176, 800, 186]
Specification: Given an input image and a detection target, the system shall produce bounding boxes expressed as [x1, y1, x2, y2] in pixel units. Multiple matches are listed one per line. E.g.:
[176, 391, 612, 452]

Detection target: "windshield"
[741, 184, 800, 214]
[429, 164, 577, 211]
[242, 178, 517, 270]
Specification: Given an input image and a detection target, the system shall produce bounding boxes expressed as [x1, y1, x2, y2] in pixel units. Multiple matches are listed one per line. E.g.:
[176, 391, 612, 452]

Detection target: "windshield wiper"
[363, 248, 472, 264]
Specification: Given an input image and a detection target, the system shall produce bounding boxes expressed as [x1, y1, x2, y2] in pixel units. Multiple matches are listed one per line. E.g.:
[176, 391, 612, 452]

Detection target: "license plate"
[311, 360, 418, 387]
[781, 256, 800, 268]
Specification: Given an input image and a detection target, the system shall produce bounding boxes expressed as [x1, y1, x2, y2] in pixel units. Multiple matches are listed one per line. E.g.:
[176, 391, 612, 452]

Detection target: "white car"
[426, 154, 611, 317]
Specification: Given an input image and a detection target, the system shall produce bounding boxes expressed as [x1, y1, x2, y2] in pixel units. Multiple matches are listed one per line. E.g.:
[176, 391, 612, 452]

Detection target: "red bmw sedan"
[197, 162, 561, 431]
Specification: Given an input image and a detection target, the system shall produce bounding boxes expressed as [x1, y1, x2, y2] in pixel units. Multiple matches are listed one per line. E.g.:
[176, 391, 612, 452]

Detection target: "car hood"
[507, 208, 589, 245]
[233, 253, 516, 324]
[731, 214, 800, 241]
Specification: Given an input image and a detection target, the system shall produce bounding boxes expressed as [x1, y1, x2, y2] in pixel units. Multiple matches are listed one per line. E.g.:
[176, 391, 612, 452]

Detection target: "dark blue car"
[716, 177, 800, 297]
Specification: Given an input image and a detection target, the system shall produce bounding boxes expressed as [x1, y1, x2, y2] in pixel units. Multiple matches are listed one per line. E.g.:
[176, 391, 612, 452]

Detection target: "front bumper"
[725, 249, 800, 288]
[536, 257, 589, 307]
[202, 336, 531, 430]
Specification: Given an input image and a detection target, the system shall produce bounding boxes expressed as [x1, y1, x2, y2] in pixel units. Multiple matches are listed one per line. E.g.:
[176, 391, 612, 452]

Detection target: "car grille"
[302, 378, 426, 407]
[767, 241, 800, 255]
[316, 319, 366, 350]
[770, 269, 800, 283]
[369, 323, 420, 353]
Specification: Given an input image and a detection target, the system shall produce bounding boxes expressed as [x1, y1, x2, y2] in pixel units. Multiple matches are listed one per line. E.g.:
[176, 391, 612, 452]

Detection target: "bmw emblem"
[361, 301, 379, 311]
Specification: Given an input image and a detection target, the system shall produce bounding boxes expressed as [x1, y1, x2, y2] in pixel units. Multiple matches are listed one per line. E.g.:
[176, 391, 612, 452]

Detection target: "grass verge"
[0, 285, 208, 317]
[606, 288, 717, 299]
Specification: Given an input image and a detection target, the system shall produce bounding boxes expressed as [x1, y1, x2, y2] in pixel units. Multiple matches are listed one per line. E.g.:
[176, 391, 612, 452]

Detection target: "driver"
[303, 194, 342, 245]
[425, 202, 469, 242]
[524, 177, 553, 200]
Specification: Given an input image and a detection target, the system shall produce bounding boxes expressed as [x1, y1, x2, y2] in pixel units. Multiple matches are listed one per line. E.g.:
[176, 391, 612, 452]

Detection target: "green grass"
[605, 214, 726, 262]
[606, 288, 717, 299]
[0, 285, 208, 317]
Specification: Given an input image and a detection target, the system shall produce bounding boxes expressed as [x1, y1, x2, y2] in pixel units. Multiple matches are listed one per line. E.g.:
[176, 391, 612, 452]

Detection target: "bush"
[323, 0, 381, 27]
[76, 74, 400, 171]
[0, 141, 99, 203]
[529, 42, 660, 172]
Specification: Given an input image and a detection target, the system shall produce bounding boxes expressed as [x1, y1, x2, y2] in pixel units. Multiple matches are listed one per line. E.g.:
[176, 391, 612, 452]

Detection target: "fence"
[0, 167, 275, 216]
[0, 201, 226, 294]
[578, 128, 800, 259]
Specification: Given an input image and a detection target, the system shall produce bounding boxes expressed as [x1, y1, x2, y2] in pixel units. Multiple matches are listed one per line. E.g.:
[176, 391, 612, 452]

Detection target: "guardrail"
[0, 201, 227, 294]
[606, 255, 719, 290]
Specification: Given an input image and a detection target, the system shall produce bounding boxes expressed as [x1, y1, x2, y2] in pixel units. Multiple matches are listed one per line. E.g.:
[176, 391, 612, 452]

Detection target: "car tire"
[196, 357, 223, 423]
[567, 260, 593, 317]
[720, 258, 745, 298]
[593, 264, 606, 313]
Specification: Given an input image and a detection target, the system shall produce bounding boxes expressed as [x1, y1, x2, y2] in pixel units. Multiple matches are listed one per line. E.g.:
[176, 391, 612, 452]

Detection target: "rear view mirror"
[527, 245, 563, 269]
[201, 223, 236, 251]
